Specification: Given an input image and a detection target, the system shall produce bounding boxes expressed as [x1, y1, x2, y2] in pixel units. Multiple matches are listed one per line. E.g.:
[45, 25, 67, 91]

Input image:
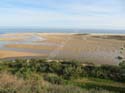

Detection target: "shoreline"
[1, 32, 125, 35]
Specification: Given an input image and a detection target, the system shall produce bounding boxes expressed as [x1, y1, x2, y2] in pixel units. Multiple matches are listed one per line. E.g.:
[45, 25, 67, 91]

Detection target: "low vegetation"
[0, 59, 125, 93]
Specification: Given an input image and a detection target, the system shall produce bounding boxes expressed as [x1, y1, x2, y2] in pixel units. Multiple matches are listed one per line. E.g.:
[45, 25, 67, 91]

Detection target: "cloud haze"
[0, 0, 125, 29]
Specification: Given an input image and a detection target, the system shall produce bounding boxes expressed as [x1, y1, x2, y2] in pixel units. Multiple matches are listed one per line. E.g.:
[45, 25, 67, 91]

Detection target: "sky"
[0, 0, 125, 29]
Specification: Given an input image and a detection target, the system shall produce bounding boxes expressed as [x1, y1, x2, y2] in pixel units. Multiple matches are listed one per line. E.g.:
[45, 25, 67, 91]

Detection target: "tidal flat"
[0, 33, 125, 65]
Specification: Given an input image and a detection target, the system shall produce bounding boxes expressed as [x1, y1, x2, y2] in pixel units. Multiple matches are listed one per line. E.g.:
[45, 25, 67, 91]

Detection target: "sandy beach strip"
[5, 44, 58, 50]
[0, 50, 45, 59]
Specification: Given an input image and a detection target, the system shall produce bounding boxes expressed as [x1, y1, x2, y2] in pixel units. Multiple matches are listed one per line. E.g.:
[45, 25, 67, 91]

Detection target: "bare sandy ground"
[5, 44, 58, 50]
[0, 33, 125, 65]
[0, 50, 44, 59]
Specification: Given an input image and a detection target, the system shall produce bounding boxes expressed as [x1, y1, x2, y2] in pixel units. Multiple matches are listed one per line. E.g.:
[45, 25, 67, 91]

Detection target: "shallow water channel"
[0, 34, 58, 54]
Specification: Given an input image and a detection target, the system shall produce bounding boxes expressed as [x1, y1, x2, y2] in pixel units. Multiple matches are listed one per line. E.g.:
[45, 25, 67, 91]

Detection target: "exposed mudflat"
[0, 33, 125, 65]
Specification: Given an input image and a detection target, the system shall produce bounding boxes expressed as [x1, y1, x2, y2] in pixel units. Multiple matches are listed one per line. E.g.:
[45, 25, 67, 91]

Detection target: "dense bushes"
[1, 59, 125, 82]
[83, 65, 125, 82]
[119, 61, 125, 69]
[0, 59, 125, 92]
[43, 74, 64, 85]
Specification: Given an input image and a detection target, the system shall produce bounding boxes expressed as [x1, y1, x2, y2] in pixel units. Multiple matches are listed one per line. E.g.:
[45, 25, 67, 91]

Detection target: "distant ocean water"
[0, 28, 125, 34]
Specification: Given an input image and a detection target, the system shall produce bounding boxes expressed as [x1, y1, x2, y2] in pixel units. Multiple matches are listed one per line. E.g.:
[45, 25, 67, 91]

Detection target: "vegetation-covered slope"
[0, 59, 125, 93]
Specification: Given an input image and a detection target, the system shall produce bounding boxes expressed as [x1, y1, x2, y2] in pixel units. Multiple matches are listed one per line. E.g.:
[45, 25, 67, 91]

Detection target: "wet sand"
[0, 50, 44, 59]
[53, 34, 125, 65]
[0, 33, 125, 65]
[5, 44, 58, 50]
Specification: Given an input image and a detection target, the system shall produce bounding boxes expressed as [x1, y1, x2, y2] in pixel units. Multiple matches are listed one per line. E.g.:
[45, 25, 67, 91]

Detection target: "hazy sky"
[0, 0, 125, 29]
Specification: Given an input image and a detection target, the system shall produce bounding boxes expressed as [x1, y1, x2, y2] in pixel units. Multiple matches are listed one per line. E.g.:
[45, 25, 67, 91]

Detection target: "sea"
[0, 28, 125, 34]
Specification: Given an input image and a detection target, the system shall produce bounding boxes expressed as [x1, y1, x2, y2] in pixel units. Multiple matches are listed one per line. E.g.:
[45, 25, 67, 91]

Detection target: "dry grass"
[0, 72, 24, 89]
[0, 72, 50, 93]
[0, 72, 115, 93]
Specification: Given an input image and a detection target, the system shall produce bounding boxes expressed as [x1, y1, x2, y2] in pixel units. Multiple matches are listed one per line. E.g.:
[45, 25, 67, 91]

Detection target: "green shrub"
[117, 56, 123, 60]
[43, 74, 64, 85]
[0, 88, 16, 93]
[61, 65, 82, 80]
[119, 61, 125, 69]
